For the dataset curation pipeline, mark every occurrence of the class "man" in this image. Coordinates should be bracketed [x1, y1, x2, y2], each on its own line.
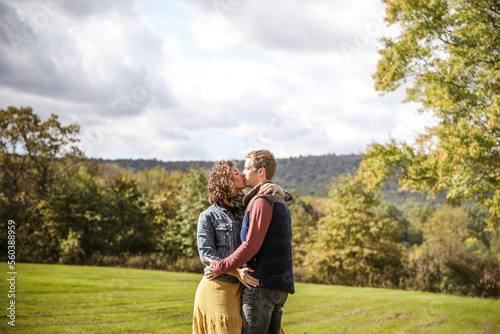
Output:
[205, 149, 294, 333]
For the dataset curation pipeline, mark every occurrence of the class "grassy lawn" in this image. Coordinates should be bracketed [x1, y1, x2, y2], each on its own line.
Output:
[0, 263, 498, 333]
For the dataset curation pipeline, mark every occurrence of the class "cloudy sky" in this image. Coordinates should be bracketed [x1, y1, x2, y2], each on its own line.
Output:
[0, 0, 431, 161]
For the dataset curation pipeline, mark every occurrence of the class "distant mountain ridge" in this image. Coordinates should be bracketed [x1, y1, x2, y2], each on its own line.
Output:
[89, 154, 363, 197]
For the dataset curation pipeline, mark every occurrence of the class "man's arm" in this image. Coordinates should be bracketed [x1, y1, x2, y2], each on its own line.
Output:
[211, 197, 273, 274]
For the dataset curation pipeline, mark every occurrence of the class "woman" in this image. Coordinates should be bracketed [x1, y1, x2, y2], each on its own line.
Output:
[193, 160, 292, 334]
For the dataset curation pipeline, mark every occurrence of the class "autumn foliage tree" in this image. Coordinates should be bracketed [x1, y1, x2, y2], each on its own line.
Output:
[361, 0, 500, 228]
[306, 175, 405, 287]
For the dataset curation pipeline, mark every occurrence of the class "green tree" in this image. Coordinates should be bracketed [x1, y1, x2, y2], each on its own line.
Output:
[378, 202, 412, 245]
[306, 174, 405, 287]
[421, 207, 470, 250]
[135, 166, 185, 197]
[287, 194, 320, 267]
[361, 0, 500, 228]
[53, 162, 103, 263]
[103, 171, 154, 254]
[162, 166, 209, 260]
[463, 204, 491, 253]
[406, 202, 436, 246]
[136, 166, 186, 243]
[489, 228, 500, 260]
[0, 106, 83, 261]
[408, 203, 436, 226]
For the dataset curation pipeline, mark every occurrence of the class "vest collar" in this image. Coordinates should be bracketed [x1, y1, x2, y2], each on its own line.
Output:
[242, 181, 273, 207]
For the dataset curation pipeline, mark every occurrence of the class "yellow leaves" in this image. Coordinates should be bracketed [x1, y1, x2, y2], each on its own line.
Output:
[487, 115, 497, 130]
[484, 190, 500, 229]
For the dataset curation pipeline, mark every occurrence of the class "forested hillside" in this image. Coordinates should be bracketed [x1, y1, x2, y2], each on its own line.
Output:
[90, 154, 428, 203]
[90, 154, 363, 197]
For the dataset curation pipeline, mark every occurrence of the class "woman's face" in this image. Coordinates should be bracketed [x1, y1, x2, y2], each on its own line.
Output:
[231, 166, 246, 190]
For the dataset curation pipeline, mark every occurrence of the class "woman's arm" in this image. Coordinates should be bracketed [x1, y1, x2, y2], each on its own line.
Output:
[196, 211, 224, 267]
[259, 183, 294, 201]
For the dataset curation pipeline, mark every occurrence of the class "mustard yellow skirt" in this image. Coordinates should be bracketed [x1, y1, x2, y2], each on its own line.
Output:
[193, 277, 242, 334]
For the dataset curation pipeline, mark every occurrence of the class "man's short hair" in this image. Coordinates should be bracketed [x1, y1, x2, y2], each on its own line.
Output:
[246, 149, 277, 180]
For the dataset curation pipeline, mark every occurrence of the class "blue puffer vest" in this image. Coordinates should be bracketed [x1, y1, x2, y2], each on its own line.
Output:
[240, 187, 295, 294]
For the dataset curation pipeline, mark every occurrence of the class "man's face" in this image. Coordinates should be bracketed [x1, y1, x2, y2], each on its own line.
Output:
[231, 166, 246, 190]
[243, 158, 260, 188]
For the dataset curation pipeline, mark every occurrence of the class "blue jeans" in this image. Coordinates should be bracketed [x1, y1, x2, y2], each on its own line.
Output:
[242, 287, 288, 334]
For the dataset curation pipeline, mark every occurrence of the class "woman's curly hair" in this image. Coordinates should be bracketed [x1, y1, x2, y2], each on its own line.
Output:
[208, 160, 237, 204]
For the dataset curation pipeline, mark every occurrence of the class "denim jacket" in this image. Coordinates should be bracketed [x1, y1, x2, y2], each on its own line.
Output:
[197, 203, 242, 284]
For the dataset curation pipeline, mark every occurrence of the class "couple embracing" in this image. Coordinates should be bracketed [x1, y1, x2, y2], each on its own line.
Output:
[193, 149, 295, 334]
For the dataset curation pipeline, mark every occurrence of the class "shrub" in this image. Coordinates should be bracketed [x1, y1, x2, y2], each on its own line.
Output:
[401, 247, 500, 298]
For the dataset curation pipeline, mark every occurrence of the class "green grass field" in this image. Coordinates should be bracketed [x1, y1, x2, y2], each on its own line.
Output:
[0, 263, 498, 333]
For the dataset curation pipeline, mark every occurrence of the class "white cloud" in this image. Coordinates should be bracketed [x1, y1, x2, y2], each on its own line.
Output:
[0, 0, 432, 161]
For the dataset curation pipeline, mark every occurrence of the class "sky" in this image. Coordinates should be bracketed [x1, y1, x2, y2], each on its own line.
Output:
[0, 0, 433, 161]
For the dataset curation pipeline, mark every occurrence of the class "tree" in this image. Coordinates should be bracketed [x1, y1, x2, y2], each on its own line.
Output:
[306, 174, 405, 287]
[402, 206, 500, 297]
[103, 171, 155, 254]
[135, 166, 185, 197]
[361, 1, 500, 228]
[0, 106, 83, 261]
[141, 168, 185, 249]
[421, 207, 470, 250]
[53, 162, 103, 263]
[287, 194, 321, 270]
[162, 166, 210, 260]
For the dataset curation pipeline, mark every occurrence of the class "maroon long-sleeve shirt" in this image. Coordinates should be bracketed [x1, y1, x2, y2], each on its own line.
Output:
[212, 197, 273, 275]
